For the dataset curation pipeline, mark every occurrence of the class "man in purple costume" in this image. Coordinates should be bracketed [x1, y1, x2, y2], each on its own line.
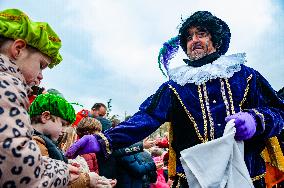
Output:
[66, 11, 284, 187]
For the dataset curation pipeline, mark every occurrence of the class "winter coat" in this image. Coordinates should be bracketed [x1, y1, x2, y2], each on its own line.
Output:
[82, 153, 99, 173]
[0, 54, 70, 187]
[33, 132, 91, 188]
[97, 141, 145, 179]
[116, 149, 157, 188]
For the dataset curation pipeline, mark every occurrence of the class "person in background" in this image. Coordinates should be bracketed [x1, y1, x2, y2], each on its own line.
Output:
[116, 140, 159, 188]
[30, 93, 114, 187]
[93, 103, 113, 131]
[76, 117, 102, 174]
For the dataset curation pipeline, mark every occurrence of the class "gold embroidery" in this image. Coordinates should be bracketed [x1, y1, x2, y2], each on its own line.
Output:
[96, 132, 111, 155]
[48, 36, 61, 43]
[262, 137, 284, 172]
[251, 109, 265, 126]
[176, 176, 181, 188]
[198, 85, 208, 142]
[203, 83, 215, 140]
[168, 122, 177, 178]
[177, 173, 187, 179]
[0, 13, 21, 21]
[168, 84, 206, 143]
[225, 78, 235, 114]
[251, 172, 266, 181]
[38, 25, 61, 43]
[239, 74, 253, 110]
[220, 79, 231, 116]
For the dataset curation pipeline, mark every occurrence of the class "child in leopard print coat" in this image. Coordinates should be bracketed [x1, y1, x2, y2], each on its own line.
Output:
[0, 9, 78, 187]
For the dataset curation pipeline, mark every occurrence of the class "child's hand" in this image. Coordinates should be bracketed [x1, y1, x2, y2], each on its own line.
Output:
[109, 179, 117, 187]
[89, 172, 100, 187]
[67, 164, 80, 183]
[89, 172, 115, 188]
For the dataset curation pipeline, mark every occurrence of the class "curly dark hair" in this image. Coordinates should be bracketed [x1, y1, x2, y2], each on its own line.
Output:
[179, 11, 231, 56]
[278, 87, 284, 100]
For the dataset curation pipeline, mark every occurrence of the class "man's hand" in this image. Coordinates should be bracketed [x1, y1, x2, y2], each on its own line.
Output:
[143, 137, 156, 149]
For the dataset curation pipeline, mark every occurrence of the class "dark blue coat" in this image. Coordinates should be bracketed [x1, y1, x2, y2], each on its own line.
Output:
[116, 150, 156, 188]
[103, 64, 284, 182]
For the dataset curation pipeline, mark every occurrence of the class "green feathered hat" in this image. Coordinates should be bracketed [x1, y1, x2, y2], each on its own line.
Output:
[0, 9, 62, 68]
[29, 93, 76, 124]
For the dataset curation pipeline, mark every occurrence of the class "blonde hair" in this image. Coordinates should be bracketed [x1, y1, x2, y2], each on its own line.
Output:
[76, 117, 102, 138]
[58, 127, 77, 152]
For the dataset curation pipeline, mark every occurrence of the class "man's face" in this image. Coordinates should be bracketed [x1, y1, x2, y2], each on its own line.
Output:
[98, 106, 107, 117]
[17, 47, 50, 87]
[186, 27, 216, 61]
[90, 109, 99, 118]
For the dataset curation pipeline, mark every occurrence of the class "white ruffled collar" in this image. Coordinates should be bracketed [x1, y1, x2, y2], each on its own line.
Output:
[168, 53, 246, 86]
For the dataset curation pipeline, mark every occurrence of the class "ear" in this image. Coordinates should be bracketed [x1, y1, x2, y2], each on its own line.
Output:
[41, 111, 51, 124]
[8, 39, 27, 60]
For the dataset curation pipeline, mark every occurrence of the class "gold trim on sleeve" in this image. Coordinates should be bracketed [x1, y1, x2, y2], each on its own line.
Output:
[251, 173, 266, 182]
[96, 132, 111, 155]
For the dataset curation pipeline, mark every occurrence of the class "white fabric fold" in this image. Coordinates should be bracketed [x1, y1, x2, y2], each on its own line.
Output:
[180, 120, 254, 188]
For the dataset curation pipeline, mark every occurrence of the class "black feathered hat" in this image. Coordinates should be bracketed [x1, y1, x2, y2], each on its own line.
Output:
[157, 11, 231, 77]
[179, 11, 231, 56]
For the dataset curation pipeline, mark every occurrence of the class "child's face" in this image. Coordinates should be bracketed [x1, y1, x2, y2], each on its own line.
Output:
[45, 116, 69, 141]
[16, 45, 51, 87]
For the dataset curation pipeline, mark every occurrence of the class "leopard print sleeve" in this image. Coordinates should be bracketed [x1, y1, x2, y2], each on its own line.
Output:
[0, 72, 70, 188]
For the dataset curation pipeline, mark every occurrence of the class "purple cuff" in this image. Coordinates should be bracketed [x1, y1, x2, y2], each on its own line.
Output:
[244, 109, 265, 136]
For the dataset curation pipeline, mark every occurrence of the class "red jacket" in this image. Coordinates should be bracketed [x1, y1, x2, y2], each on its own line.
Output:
[156, 138, 169, 148]
[81, 153, 99, 173]
[73, 109, 90, 127]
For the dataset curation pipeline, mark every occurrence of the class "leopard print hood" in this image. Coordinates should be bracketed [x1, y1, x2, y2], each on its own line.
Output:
[0, 53, 70, 187]
[0, 54, 32, 94]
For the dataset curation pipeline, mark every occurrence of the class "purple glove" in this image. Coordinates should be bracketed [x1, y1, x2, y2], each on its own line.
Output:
[65, 135, 101, 159]
[225, 112, 257, 141]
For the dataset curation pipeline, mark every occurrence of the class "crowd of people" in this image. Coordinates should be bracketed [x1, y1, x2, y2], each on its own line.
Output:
[0, 8, 284, 188]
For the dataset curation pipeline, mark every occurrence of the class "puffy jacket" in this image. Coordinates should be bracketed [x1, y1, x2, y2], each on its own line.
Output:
[116, 150, 157, 188]
[82, 153, 99, 173]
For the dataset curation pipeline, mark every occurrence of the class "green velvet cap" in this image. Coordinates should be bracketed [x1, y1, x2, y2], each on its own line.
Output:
[29, 94, 76, 124]
[0, 9, 62, 68]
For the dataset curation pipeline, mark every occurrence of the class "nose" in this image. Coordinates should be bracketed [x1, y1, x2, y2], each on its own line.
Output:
[38, 71, 43, 81]
[192, 33, 199, 42]
[35, 71, 43, 85]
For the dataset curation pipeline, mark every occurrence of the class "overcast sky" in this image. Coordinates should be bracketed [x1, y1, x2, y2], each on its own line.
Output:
[1, 0, 284, 119]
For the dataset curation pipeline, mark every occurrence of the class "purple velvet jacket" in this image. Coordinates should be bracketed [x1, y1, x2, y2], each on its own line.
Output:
[99, 64, 284, 181]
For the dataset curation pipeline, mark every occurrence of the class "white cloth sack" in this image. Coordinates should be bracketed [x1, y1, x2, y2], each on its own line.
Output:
[180, 120, 254, 188]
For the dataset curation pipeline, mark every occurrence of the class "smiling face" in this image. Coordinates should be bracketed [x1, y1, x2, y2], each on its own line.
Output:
[186, 27, 216, 61]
